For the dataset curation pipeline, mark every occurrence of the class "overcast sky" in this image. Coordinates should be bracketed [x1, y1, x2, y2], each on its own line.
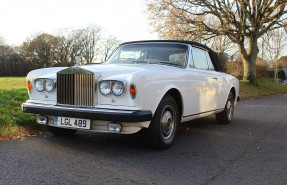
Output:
[0, 0, 158, 45]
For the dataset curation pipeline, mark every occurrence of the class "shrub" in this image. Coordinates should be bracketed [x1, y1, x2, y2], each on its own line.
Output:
[225, 60, 243, 79]
[226, 58, 269, 79]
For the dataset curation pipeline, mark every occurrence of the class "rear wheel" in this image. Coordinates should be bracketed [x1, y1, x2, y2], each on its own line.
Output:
[145, 95, 179, 149]
[47, 125, 77, 136]
[216, 92, 234, 124]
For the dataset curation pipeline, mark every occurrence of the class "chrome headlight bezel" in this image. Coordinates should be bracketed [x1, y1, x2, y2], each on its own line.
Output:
[99, 80, 126, 96]
[99, 81, 112, 96]
[112, 81, 125, 96]
[45, 79, 55, 92]
[35, 79, 44, 92]
[34, 78, 55, 93]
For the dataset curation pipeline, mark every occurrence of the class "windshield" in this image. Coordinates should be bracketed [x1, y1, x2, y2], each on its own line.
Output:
[106, 43, 188, 68]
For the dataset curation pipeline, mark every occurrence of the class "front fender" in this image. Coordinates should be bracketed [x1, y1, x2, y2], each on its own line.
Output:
[227, 77, 239, 105]
[143, 82, 181, 115]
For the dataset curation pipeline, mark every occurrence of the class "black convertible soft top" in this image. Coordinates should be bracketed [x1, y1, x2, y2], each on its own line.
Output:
[120, 40, 223, 72]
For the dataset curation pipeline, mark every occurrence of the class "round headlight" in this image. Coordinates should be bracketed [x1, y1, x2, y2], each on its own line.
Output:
[45, 79, 55, 92]
[112, 81, 125, 96]
[35, 80, 44, 92]
[100, 81, 111, 96]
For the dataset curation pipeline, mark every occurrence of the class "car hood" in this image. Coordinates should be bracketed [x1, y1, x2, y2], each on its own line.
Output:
[27, 64, 184, 81]
[81, 64, 183, 76]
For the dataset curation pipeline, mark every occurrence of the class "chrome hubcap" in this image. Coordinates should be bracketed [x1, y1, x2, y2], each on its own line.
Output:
[226, 99, 233, 120]
[160, 105, 175, 140]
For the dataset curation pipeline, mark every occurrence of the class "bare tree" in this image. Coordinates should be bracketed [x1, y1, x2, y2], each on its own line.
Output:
[79, 25, 102, 64]
[262, 28, 287, 87]
[69, 29, 84, 65]
[0, 36, 5, 46]
[0, 25, 122, 75]
[146, 0, 287, 83]
[52, 29, 72, 66]
[101, 36, 121, 62]
[207, 35, 238, 69]
[52, 29, 81, 66]
[208, 36, 236, 57]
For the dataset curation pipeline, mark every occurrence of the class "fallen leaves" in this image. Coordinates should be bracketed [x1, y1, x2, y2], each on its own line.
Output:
[0, 130, 48, 142]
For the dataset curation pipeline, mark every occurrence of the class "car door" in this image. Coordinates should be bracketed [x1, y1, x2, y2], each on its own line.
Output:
[204, 51, 225, 110]
[183, 47, 216, 117]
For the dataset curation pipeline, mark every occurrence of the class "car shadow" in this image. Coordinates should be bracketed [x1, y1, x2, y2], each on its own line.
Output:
[44, 116, 223, 153]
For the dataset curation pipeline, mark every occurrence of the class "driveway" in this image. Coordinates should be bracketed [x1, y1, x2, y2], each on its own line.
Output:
[0, 95, 287, 185]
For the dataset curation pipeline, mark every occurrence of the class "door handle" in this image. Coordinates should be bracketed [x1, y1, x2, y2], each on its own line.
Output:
[212, 77, 218, 80]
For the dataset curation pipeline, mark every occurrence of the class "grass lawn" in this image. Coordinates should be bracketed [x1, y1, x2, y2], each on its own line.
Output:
[240, 78, 287, 99]
[0, 77, 38, 133]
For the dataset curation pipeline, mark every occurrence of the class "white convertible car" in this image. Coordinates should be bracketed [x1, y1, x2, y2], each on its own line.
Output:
[22, 40, 239, 149]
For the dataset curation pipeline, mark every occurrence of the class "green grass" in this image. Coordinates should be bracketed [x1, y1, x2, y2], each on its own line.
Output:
[0, 77, 28, 89]
[0, 77, 37, 130]
[240, 78, 287, 99]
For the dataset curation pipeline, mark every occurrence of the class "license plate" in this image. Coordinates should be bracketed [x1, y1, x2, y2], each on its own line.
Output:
[54, 116, 91, 130]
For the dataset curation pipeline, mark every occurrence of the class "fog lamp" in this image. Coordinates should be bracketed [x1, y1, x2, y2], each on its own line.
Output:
[36, 115, 48, 125]
[107, 123, 121, 133]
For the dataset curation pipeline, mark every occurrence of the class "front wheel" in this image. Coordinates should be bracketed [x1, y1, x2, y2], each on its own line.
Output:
[216, 92, 235, 124]
[145, 95, 179, 149]
[47, 125, 77, 136]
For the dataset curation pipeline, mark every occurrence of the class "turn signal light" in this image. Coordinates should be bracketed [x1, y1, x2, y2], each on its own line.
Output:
[130, 84, 136, 99]
[27, 81, 32, 91]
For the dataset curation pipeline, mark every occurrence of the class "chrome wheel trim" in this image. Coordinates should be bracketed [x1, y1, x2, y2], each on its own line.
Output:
[226, 99, 233, 121]
[160, 104, 175, 140]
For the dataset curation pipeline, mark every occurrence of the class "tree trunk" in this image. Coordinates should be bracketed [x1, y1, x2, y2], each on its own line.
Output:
[275, 60, 278, 89]
[238, 37, 259, 84]
[273, 62, 278, 83]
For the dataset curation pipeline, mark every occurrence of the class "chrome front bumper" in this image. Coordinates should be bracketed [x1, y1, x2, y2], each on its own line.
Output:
[22, 102, 152, 122]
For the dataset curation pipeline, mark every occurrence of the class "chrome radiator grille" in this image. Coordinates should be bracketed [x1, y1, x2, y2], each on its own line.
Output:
[57, 74, 94, 106]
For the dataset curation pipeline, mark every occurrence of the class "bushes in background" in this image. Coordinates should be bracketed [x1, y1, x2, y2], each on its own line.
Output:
[225, 57, 286, 80]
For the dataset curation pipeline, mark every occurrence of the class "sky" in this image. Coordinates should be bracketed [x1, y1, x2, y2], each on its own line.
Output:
[0, 0, 158, 45]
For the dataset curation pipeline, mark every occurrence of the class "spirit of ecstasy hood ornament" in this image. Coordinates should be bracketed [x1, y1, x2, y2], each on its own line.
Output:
[75, 56, 81, 66]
